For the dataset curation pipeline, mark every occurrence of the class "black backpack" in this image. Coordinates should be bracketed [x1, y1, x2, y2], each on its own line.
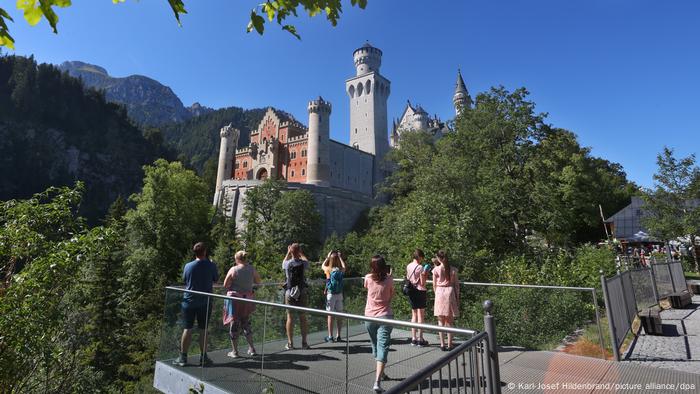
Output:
[287, 262, 306, 289]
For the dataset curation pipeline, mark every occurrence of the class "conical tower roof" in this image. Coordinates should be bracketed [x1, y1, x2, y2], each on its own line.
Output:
[453, 69, 472, 114]
[454, 69, 468, 96]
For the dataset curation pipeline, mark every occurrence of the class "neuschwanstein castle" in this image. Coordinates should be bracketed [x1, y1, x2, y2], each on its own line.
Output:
[213, 42, 471, 237]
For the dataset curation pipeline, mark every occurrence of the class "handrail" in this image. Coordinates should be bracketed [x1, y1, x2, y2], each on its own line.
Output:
[454, 280, 594, 291]
[385, 331, 489, 394]
[214, 275, 595, 291]
[165, 286, 478, 335]
[390, 276, 594, 291]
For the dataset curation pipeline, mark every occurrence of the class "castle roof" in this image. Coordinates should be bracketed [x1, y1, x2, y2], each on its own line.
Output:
[353, 41, 382, 55]
[455, 69, 468, 96]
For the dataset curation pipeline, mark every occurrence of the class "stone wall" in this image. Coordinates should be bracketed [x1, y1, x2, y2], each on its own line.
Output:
[218, 179, 376, 239]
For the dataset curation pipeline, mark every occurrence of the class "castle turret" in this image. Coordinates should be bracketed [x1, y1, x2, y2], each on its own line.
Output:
[346, 42, 390, 158]
[453, 69, 472, 115]
[353, 41, 382, 75]
[306, 97, 332, 187]
[412, 105, 428, 130]
[213, 124, 240, 205]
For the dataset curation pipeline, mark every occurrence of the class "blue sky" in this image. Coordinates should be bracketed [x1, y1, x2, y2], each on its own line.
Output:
[6, 0, 700, 187]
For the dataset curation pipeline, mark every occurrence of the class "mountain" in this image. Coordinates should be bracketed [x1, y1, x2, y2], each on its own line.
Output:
[187, 102, 215, 117]
[0, 56, 173, 223]
[59, 61, 197, 127]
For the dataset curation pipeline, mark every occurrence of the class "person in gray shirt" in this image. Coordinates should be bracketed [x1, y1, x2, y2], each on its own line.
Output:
[223, 250, 262, 358]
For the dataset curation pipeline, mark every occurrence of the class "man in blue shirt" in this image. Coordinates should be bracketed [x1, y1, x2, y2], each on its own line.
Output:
[174, 242, 219, 367]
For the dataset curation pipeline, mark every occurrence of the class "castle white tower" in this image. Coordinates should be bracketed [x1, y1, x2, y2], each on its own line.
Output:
[453, 69, 472, 116]
[346, 42, 390, 157]
[306, 97, 332, 187]
[412, 105, 428, 130]
[213, 124, 240, 205]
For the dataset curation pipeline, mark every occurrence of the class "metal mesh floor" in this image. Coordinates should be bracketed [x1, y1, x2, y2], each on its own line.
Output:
[155, 328, 700, 393]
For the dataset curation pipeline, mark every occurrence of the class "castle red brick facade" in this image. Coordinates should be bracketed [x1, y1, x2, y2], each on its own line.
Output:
[232, 108, 309, 182]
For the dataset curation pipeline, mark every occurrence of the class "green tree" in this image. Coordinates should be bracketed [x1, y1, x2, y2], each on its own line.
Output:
[382, 129, 436, 198]
[0, 184, 105, 393]
[347, 86, 634, 282]
[242, 179, 321, 278]
[1, 0, 369, 49]
[268, 188, 321, 254]
[118, 159, 212, 387]
[529, 129, 635, 245]
[642, 147, 700, 271]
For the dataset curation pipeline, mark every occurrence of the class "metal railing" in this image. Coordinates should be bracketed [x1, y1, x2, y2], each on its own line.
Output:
[165, 286, 479, 335]
[454, 280, 604, 359]
[208, 276, 604, 359]
[601, 260, 687, 361]
[386, 301, 501, 394]
[157, 284, 502, 394]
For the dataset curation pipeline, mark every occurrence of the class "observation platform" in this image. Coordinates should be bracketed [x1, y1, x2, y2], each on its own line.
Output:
[155, 327, 700, 394]
[154, 281, 700, 393]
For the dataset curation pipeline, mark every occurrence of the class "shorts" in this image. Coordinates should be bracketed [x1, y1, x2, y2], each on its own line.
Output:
[182, 302, 212, 330]
[326, 293, 344, 312]
[365, 320, 393, 364]
[408, 289, 427, 309]
[285, 288, 308, 310]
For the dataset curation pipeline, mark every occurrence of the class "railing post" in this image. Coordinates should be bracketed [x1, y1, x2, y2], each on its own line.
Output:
[667, 263, 677, 293]
[619, 272, 634, 334]
[483, 300, 501, 394]
[600, 270, 620, 361]
[649, 265, 660, 304]
[591, 288, 606, 360]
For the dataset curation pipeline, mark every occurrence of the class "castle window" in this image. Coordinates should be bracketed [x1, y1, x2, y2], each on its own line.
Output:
[355, 128, 357, 134]
[318, 158, 321, 163]
[291, 170, 295, 177]
[235, 162, 239, 169]
[357, 83, 364, 96]
[348, 85, 355, 98]
[302, 169, 306, 176]
[366, 80, 371, 95]
[243, 161, 248, 168]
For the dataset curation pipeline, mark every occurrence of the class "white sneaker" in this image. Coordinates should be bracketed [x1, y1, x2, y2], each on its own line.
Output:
[373, 381, 383, 393]
[227, 351, 239, 358]
[247, 348, 257, 356]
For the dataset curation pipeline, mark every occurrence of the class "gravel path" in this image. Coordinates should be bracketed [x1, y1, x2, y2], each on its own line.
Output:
[625, 295, 700, 373]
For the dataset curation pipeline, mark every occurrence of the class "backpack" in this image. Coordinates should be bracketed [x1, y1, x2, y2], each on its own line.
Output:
[402, 264, 422, 296]
[327, 269, 344, 294]
[287, 264, 306, 289]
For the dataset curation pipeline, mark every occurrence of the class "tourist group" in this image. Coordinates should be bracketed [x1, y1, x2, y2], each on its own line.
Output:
[174, 242, 461, 393]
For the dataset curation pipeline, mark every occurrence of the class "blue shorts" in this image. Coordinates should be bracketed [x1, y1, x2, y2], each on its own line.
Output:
[181, 302, 212, 330]
[365, 320, 393, 364]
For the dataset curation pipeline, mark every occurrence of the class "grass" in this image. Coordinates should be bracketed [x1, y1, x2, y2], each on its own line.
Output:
[685, 271, 700, 280]
[564, 316, 635, 360]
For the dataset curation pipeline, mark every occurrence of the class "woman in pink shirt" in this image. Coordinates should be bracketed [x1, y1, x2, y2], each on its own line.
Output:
[432, 250, 459, 351]
[364, 255, 394, 393]
[406, 249, 428, 347]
